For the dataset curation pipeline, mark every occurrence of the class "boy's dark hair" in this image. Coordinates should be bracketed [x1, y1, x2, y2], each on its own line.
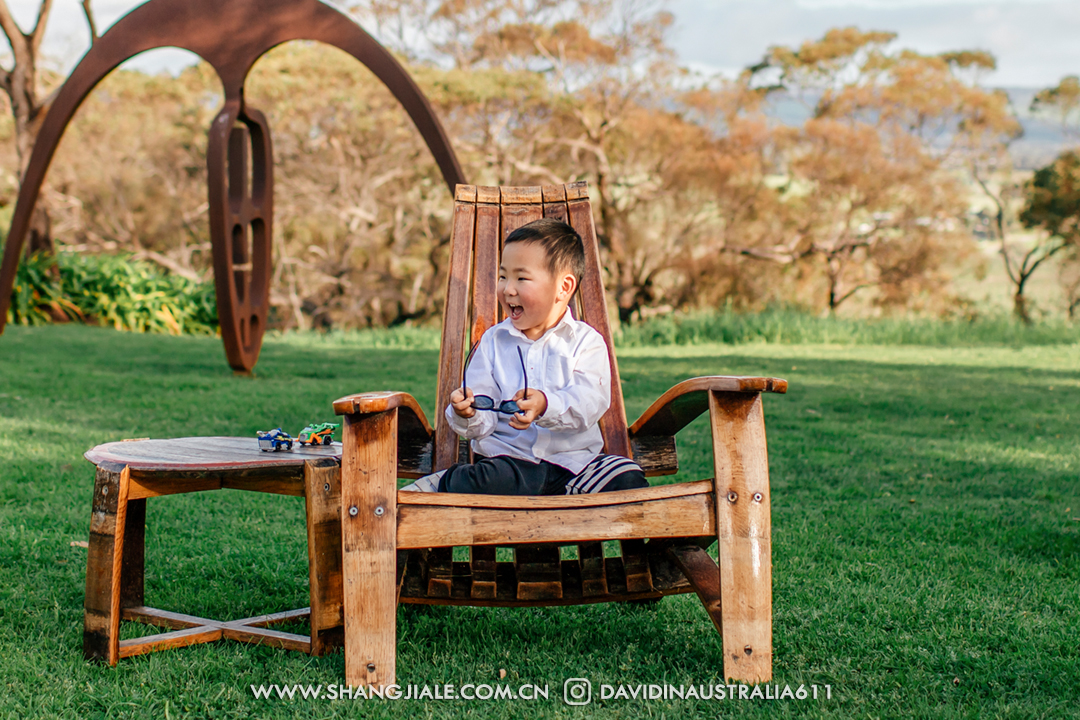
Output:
[503, 217, 586, 283]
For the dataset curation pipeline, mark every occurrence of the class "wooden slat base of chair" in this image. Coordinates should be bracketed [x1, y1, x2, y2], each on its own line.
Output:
[395, 539, 696, 607]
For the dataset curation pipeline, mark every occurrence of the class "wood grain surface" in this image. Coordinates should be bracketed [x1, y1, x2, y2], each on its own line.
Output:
[85, 436, 340, 471]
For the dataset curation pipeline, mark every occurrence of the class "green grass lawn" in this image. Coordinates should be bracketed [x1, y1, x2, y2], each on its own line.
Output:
[1, 324, 1077, 719]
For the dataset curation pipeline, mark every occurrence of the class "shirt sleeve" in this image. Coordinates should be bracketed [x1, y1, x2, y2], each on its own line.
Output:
[445, 331, 500, 440]
[534, 332, 611, 433]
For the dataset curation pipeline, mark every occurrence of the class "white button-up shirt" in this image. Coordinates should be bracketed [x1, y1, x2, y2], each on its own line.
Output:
[445, 309, 610, 474]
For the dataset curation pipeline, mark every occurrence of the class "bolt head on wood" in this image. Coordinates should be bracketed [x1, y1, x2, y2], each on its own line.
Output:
[727, 491, 738, 503]
[349, 506, 358, 517]
[374, 506, 385, 517]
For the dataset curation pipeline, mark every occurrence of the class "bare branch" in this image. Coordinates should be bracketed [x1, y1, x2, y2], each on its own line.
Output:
[970, 162, 1019, 285]
[510, 158, 564, 186]
[130, 250, 205, 283]
[0, 0, 26, 55]
[835, 282, 875, 306]
[723, 244, 797, 264]
[30, 0, 54, 55]
[1019, 237, 1067, 282]
[82, 0, 98, 44]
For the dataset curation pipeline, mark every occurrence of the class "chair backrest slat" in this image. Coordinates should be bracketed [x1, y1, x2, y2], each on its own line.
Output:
[471, 202, 501, 340]
[433, 182, 631, 470]
[566, 188, 631, 458]
[434, 186, 477, 470]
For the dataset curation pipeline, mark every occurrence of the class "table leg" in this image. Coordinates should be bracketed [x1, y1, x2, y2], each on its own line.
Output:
[304, 458, 344, 655]
[84, 462, 132, 665]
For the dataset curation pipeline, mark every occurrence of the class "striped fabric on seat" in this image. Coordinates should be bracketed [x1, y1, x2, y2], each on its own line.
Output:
[565, 454, 644, 494]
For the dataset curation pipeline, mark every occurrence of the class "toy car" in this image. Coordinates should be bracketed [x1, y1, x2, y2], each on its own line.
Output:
[297, 422, 339, 446]
[257, 428, 294, 452]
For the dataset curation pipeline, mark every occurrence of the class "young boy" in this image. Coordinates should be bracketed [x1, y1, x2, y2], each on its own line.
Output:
[401, 217, 647, 495]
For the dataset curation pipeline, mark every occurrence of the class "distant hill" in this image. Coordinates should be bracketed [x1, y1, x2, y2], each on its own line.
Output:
[1000, 87, 1073, 170]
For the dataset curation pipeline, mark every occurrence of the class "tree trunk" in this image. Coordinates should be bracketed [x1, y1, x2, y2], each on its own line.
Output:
[1012, 287, 1031, 325]
[14, 93, 54, 260]
[826, 257, 841, 314]
[1, 0, 57, 261]
[26, 205, 53, 257]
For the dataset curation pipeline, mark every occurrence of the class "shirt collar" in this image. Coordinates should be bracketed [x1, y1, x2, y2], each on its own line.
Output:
[504, 306, 579, 342]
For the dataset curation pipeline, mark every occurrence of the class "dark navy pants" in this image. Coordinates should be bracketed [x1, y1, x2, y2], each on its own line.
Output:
[438, 454, 648, 495]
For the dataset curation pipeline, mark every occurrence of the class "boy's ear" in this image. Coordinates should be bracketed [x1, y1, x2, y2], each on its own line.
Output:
[559, 272, 578, 301]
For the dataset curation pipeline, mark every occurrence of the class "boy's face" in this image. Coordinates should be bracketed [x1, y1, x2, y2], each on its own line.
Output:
[498, 241, 576, 341]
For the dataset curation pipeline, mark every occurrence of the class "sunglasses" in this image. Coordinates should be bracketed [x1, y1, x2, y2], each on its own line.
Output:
[463, 341, 529, 414]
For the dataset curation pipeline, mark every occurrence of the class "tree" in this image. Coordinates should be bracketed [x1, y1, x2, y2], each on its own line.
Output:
[245, 43, 457, 329]
[4, 9, 1029, 330]
[45, 63, 220, 282]
[1018, 150, 1080, 318]
[351, 0, 699, 322]
[725, 28, 1000, 313]
[1057, 251, 1080, 320]
[0, 0, 97, 256]
[1031, 75, 1080, 142]
[969, 75, 1080, 323]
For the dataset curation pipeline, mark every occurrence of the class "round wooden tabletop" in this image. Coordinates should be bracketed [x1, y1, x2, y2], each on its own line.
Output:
[84, 436, 342, 472]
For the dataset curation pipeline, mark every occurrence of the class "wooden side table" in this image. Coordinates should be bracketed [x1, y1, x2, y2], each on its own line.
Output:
[82, 437, 344, 665]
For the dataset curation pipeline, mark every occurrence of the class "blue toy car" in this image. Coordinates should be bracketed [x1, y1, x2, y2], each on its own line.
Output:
[257, 428, 294, 452]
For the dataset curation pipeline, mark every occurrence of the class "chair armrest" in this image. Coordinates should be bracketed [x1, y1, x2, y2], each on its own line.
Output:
[629, 376, 787, 439]
[333, 391, 435, 478]
[333, 391, 432, 426]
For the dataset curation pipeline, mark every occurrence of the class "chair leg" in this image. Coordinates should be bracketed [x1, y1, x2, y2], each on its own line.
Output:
[84, 463, 132, 665]
[304, 458, 344, 656]
[709, 391, 773, 684]
[667, 543, 723, 622]
[341, 410, 399, 688]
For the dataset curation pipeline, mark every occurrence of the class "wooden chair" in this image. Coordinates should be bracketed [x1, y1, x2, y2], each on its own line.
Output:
[333, 182, 786, 688]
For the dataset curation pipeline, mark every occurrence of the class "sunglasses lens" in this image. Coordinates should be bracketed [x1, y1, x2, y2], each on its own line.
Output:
[473, 396, 495, 410]
[500, 401, 520, 414]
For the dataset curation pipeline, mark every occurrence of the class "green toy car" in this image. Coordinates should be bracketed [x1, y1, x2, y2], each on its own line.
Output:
[297, 422, 339, 446]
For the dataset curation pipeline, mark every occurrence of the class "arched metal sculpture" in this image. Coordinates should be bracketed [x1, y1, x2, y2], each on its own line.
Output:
[0, 0, 466, 372]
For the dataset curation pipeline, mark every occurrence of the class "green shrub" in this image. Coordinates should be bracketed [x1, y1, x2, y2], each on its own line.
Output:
[6, 251, 81, 326]
[7, 251, 218, 335]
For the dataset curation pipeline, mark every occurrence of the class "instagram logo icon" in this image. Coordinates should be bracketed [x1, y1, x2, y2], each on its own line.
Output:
[563, 678, 592, 706]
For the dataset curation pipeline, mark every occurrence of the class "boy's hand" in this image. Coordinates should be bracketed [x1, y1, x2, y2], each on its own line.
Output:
[509, 389, 547, 430]
[450, 387, 476, 418]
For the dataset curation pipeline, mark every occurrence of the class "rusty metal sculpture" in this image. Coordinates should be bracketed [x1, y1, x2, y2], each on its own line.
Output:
[0, 0, 466, 372]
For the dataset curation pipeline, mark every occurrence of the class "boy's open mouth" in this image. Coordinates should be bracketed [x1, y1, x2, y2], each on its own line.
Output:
[508, 303, 524, 320]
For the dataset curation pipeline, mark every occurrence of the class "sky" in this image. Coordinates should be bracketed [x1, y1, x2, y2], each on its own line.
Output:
[668, 0, 1080, 88]
[2, 0, 1079, 89]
